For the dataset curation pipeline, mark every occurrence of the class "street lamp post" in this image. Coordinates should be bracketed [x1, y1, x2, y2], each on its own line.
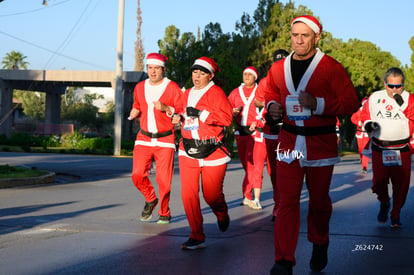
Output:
[113, 0, 124, 156]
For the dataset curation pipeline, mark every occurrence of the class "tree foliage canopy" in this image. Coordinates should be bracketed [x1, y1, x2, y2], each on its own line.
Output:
[155, 0, 414, 147]
[157, 0, 412, 100]
[13, 90, 45, 119]
[4, 0, 414, 145]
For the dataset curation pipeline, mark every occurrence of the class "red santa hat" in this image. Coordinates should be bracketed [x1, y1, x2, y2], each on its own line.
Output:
[191, 56, 220, 73]
[243, 66, 258, 80]
[146, 53, 168, 67]
[291, 15, 322, 34]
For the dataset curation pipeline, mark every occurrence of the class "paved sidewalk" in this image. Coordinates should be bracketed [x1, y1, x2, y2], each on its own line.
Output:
[0, 152, 413, 274]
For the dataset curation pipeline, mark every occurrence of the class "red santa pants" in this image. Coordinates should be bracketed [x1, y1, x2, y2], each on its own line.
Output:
[274, 160, 333, 265]
[252, 139, 267, 190]
[235, 134, 255, 200]
[265, 138, 278, 215]
[179, 156, 228, 242]
[371, 149, 411, 221]
[132, 145, 175, 217]
[356, 136, 370, 170]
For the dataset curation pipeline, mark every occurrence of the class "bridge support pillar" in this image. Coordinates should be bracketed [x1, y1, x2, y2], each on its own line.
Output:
[0, 80, 13, 138]
[45, 91, 62, 125]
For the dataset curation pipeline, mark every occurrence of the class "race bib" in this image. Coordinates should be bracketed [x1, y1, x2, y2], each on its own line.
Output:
[286, 95, 311, 121]
[183, 117, 200, 131]
[382, 150, 402, 166]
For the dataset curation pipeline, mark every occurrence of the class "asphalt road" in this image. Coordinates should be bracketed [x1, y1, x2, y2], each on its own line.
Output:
[0, 152, 413, 274]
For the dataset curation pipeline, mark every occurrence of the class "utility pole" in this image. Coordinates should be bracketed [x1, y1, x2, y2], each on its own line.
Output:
[114, 0, 124, 156]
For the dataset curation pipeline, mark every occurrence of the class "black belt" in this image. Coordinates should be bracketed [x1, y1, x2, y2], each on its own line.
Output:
[372, 137, 410, 147]
[282, 123, 336, 136]
[372, 142, 409, 152]
[140, 129, 173, 138]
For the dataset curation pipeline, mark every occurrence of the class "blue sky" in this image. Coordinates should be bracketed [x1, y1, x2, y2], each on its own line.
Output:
[1, 0, 413, 71]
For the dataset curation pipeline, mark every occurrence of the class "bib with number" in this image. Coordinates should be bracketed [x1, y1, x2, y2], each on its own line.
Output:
[382, 150, 402, 166]
[286, 95, 311, 121]
[183, 117, 200, 131]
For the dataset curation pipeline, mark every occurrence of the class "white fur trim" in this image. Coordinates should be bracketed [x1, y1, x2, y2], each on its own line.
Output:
[147, 58, 165, 67]
[194, 59, 214, 73]
[243, 68, 258, 80]
[291, 17, 321, 34]
[313, 97, 324, 115]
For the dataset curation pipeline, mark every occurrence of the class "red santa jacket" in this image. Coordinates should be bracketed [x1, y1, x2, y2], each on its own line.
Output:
[257, 76, 281, 140]
[133, 78, 185, 149]
[265, 49, 359, 166]
[228, 84, 259, 135]
[255, 77, 267, 103]
[351, 106, 369, 140]
[178, 81, 233, 165]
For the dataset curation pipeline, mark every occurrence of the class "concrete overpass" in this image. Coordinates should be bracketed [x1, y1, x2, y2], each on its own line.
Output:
[0, 69, 146, 139]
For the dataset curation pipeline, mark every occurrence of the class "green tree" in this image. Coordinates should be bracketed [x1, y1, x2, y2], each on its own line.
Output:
[159, 19, 262, 93]
[253, 0, 280, 34]
[83, 93, 104, 105]
[2, 50, 29, 69]
[324, 39, 400, 99]
[403, 36, 414, 93]
[61, 88, 103, 129]
[252, 2, 310, 73]
[159, 25, 198, 89]
[100, 101, 114, 122]
[201, 22, 236, 92]
[13, 90, 45, 119]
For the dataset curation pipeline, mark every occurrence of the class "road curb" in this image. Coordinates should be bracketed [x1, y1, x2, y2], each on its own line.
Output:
[0, 171, 56, 188]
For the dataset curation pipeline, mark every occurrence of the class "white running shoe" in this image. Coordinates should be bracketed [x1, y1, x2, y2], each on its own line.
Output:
[240, 198, 251, 206]
[249, 199, 262, 210]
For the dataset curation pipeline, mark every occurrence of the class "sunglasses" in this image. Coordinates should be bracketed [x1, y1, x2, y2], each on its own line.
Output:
[386, 83, 403, 89]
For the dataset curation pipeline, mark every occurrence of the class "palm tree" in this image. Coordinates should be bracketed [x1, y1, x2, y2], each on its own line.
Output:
[2, 50, 29, 70]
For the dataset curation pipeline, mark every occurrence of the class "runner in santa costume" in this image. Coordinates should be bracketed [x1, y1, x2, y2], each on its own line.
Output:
[266, 16, 359, 274]
[129, 53, 185, 224]
[360, 67, 414, 228]
[255, 49, 289, 220]
[174, 56, 233, 250]
[351, 97, 370, 173]
[228, 66, 260, 207]
[248, 85, 267, 210]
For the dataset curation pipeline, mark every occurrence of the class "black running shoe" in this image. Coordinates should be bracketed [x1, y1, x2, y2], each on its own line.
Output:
[217, 214, 230, 232]
[310, 242, 329, 272]
[377, 201, 390, 223]
[391, 219, 402, 228]
[157, 215, 171, 224]
[270, 260, 293, 275]
[140, 198, 158, 221]
[181, 238, 205, 250]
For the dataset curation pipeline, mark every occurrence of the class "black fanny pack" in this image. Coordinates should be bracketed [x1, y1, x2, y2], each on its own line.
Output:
[182, 138, 221, 159]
